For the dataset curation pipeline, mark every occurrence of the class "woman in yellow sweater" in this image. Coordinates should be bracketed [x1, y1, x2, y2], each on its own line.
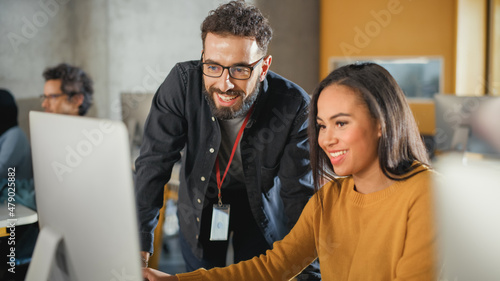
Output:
[143, 63, 436, 281]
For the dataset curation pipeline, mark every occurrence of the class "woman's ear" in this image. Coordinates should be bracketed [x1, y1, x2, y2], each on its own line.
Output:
[259, 55, 272, 82]
[377, 122, 382, 138]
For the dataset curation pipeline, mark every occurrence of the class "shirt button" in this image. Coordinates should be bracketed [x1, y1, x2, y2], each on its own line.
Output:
[196, 217, 200, 222]
[209, 148, 214, 153]
[196, 235, 199, 239]
[197, 198, 201, 204]
[201, 176, 206, 181]
[212, 117, 215, 121]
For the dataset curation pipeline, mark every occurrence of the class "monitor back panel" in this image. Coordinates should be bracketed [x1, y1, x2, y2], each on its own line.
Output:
[29, 111, 142, 280]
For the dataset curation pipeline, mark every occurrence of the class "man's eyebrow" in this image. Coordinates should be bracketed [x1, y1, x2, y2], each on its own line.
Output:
[203, 58, 251, 66]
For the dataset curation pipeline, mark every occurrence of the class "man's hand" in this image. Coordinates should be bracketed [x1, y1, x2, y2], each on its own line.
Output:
[143, 267, 179, 281]
[141, 251, 151, 268]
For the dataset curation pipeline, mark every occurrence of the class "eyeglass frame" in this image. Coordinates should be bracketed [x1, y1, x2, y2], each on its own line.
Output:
[40, 93, 66, 102]
[200, 52, 265, 80]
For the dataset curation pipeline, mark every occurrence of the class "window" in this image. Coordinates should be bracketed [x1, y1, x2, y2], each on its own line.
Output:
[330, 57, 443, 99]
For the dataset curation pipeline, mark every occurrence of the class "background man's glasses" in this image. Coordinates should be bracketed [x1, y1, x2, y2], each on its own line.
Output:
[201, 53, 264, 80]
[40, 93, 65, 102]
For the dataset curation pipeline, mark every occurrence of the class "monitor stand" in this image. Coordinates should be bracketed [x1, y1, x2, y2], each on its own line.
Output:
[25, 227, 69, 281]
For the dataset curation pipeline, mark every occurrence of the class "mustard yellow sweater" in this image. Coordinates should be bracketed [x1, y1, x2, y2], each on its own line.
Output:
[177, 168, 436, 281]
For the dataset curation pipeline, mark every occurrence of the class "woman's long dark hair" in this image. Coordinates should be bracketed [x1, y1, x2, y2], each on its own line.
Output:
[308, 63, 430, 190]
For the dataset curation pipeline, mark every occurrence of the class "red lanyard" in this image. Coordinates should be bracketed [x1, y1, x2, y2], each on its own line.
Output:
[215, 106, 254, 206]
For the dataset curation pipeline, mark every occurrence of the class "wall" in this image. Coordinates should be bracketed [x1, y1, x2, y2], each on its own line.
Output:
[455, 0, 487, 95]
[489, 0, 500, 95]
[255, 0, 319, 94]
[320, 0, 457, 135]
[72, 0, 109, 119]
[1, 0, 75, 99]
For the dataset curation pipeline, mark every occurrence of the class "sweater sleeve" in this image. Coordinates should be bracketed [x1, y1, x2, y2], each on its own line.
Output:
[176, 192, 322, 281]
[394, 173, 437, 280]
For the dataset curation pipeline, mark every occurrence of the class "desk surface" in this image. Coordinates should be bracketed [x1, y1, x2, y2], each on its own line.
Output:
[0, 202, 38, 228]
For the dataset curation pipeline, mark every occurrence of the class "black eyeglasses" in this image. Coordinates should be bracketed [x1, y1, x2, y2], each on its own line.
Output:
[201, 53, 265, 80]
[40, 93, 65, 102]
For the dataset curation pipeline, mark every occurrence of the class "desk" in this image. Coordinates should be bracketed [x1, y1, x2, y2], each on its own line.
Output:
[0, 203, 38, 236]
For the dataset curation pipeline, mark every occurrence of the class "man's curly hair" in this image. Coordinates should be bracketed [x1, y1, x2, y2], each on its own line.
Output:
[43, 63, 93, 116]
[201, 1, 273, 54]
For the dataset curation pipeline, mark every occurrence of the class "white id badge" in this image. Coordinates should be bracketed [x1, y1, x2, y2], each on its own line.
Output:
[210, 204, 230, 241]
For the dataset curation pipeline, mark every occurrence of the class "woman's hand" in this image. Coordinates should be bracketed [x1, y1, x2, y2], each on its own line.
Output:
[142, 267, 179, 281]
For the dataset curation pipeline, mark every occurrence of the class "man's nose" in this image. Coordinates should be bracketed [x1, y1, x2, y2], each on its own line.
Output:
[215, 69, 235, 92]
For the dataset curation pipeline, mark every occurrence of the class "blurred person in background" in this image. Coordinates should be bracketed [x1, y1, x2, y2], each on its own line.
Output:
[41, 63, 93, 116]
[0, 88, 38, 280]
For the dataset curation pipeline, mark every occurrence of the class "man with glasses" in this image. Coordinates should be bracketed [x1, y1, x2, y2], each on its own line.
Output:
[135, 2, 320, 279]
[41, 63, 93, 116]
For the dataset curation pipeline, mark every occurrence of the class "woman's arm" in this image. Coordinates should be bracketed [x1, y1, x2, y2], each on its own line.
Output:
[143, 268, 179, 281]
[152, 193, 323, 281]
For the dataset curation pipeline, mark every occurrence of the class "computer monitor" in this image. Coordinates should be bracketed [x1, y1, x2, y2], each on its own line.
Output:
[434, 94, 500, 158]
[27, 111, 142, 281]
[433, 153, 500, 281]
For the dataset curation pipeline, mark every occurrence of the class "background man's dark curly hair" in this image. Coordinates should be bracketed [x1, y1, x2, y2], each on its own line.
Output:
[43, 63, 94, 116]
[201, 0, 273, 55]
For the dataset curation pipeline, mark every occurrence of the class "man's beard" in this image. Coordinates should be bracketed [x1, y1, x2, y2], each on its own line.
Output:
[203, 79, 260, 120]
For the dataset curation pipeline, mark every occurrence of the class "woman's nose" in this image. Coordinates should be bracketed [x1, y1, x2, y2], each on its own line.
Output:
[320, 128, 339, 148]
